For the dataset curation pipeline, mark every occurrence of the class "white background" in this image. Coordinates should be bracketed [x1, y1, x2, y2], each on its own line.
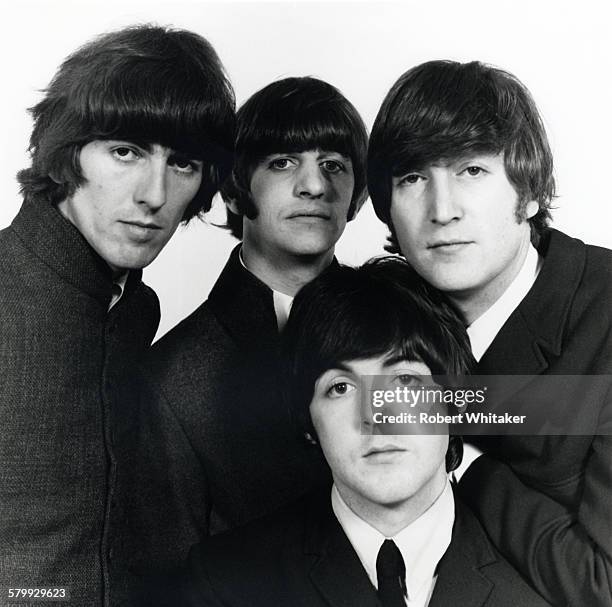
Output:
[2, 0, 610, 339]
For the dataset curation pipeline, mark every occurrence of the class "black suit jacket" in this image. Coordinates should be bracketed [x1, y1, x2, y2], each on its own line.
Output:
[0, 197, 159, 607]
[458, 229, 612, 605]
[177, 490, 550, 607]
[121, 246, 329, 577]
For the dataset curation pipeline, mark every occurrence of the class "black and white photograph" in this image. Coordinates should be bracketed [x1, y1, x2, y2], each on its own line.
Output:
[1, 1, 610, 606]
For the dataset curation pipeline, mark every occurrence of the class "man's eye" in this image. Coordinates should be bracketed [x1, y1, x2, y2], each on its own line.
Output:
[112, 147, 139, 162]
[393, 374, 420, 387]
[268, 158, 295, 170]
[326, 381, 356, 398]
[398, 173, 424, 185]
[171, 156, 201, 174]
[320, 160, 345, 174]
[462, 166, 485, 177]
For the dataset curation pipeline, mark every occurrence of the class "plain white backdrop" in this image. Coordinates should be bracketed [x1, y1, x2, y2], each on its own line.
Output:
[2, 0, 610, 338]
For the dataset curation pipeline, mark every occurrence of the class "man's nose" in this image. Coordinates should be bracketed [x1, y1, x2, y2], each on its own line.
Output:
[294, 162, 326, 199]
[428, 176, 461, 224]
[137, 160, 168, 210]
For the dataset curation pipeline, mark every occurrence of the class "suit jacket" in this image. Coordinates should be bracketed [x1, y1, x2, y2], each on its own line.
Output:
[176, 489, 550, 607]
[121, 246, 329, 577]
[458, 228, 612, 605]
[0, 196, 159, 607]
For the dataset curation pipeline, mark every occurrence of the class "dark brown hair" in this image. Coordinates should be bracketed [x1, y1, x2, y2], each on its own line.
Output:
[368, 60, 555, 251]
[18, 24, 236, 222]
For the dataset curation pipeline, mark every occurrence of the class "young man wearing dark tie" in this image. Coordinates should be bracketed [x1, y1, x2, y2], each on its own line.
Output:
[179, 258, 550, 607]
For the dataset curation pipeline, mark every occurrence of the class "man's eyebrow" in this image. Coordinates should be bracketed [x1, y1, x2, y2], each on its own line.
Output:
[169, 149, 203, 160]
[325, 361, 353, 373]
[381, 353, 418, 367]
[393, 158, 458, 175]
[260, 151, 298, 158]
[318, 150, 351, 157]
[125, 141, 203, 160]
[392, 164, 424, 176]
[107, 139, 154, 153]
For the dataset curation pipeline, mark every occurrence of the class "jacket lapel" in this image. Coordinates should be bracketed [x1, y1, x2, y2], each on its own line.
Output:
[479, 229, 586, 374]
[477, 229, 587, 400]
[305, 495, 381, 607]
[429, 498, 496, 607]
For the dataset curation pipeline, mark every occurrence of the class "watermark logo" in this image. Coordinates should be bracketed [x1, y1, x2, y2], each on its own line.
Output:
[359, 375, 612, 435]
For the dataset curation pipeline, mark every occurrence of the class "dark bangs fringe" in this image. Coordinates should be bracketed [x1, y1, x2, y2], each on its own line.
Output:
[242, 101, 357, 161]
[283, 259, 475, 433]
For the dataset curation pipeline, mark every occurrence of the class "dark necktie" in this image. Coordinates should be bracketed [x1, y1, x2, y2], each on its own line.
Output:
[376, 539, 406, 607]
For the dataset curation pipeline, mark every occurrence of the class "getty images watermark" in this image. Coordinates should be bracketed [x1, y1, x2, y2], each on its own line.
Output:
[360, 375, 612, 436]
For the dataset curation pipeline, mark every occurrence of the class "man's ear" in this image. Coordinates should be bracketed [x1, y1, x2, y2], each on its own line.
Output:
[225, 198, 242, 216]
[48, 171, 63, 185]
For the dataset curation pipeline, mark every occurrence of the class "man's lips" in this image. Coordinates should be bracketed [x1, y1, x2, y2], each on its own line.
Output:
[363, 445, 406, 458]
[120, 220, 163, 230]
[120, 220, 164, 242]
[287, 210, 331, 220]
[427, 240, 473, 250]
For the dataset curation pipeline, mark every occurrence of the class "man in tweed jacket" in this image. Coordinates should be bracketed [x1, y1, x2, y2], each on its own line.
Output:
[0, 25, 235, 607]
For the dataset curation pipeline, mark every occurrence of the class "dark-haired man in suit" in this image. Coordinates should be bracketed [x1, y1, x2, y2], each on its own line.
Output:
[129, 76, 369, 576]
[180, 258, 549, 607]
[368, 59, 612, 605]
[0, 24, 235, 607]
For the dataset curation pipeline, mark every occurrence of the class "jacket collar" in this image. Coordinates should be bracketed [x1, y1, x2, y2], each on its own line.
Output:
[10, 196, 143, 308]
[478, 229, 586, 375]
[207, 245, 279, 349]
[207, 245, 341, 349]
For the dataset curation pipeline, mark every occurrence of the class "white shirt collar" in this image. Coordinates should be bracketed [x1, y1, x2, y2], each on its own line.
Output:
[108, 271, 129, 311]
[331, 480, 454, 605]
[272, 290, 293, 331]
[467, 244, 542, 362]
[238, 247, 294, 331]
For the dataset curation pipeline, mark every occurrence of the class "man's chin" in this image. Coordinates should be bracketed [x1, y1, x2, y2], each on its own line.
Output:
[284, 237, 337, 259]
[415, 266, 480, 296]
[103, 249, 160, 273]
[364, 486, 417, 509]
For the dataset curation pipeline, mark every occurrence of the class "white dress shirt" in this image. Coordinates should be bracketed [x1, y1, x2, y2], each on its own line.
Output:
[271, 289, 294, 331]
[331, 481, 455, 607]
[467, 244, 542, 362]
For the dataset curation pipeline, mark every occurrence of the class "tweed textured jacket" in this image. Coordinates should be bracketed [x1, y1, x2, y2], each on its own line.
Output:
[458, 228, 612, 606]
[121, 245, 329, 578]
[176, 489, 551, 607]
[0, 196, 159, 607]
